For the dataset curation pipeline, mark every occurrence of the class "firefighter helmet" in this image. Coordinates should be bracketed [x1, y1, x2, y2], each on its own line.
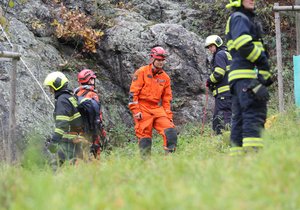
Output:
[205, 35, 223, 48]
[150, 47, 167, 60]
[226, 0, 242, 9]
[77, 69, 96, 84]
[44, 71, 68, 91]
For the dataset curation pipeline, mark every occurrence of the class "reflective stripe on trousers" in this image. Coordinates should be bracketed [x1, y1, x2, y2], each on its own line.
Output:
[230, 79, 267, 148]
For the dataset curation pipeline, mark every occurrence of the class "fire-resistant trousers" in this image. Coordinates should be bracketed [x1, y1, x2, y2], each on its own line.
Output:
[230, 79, 267, 153]
[213, 96, 232, 135]
[134, 106, 175, 148]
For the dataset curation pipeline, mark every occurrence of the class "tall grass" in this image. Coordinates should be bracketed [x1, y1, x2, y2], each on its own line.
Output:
[1, 109, 300, 210]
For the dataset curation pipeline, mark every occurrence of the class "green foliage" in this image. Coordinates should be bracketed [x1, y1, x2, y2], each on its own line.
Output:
[21, 133, 48, 170]
[106, 104, 136, 147]
[2, 109, 300, 209]
[185, 0, 230, 37]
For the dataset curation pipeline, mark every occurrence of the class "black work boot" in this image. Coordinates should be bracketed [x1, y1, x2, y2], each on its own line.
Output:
[139, 138, 152, 159]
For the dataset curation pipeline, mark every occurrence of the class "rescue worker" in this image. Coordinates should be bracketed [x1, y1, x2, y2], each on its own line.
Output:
[128, 46, 177, 158]
[74, 69, 107, 159]
[225, 0, 274, 155]
[205, 35, 232, 135]
[43, 71, 84, 166]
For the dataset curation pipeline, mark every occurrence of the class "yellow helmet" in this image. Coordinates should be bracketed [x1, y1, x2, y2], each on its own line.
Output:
[205, 35, 223, 48]
[43, 71, 69, 91]
[226, 0, 242, 9]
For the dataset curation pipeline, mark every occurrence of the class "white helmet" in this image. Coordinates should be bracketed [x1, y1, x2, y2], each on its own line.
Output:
[205, 35, 223, 48]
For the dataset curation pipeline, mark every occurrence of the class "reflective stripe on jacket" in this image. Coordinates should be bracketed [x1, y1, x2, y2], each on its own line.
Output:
[225, 8, 271, 83]
[208, 47, 232, 97]
[52, 89, 83, 142]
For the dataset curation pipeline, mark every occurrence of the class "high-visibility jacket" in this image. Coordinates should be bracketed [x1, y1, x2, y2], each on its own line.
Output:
[52, 88, 83, 142]
[128, 64, 173, 120]
[225, 8, 271, 83]
[207, 46, 232, 97]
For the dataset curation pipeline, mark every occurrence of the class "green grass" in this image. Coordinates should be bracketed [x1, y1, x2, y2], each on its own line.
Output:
[1, 110, 300, 210]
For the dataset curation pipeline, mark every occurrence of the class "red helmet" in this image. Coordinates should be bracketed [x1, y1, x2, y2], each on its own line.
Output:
[150, 47, 167, 60]
[77, 69, 96, 84]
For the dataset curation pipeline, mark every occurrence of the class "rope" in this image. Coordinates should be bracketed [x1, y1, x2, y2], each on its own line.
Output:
[201, 85, 209, 136]
[0, 24, 54, 108]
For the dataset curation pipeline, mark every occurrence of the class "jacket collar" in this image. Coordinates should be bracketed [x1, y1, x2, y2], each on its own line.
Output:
[54, 87, 72, 99]
[236, 7, 255, 18]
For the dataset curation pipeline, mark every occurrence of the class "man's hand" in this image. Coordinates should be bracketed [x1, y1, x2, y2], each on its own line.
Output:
[134, 112, 142, 120]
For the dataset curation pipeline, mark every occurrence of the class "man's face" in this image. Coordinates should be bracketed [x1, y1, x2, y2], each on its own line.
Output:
[153, 58, 165, 69]
[208, 44, 217, 54]
[242, 0, 255, 11]
[88, 78, 95, 85]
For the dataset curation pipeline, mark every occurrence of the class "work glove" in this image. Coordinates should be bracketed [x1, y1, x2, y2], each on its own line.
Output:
[247, 79, 269, 101]
[257, 74, 274, 87]
[206, 80, 214, 91]
[205, 79, 210, 87]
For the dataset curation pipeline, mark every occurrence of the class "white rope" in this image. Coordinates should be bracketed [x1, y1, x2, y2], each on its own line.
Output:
[0, 24, 55, 108]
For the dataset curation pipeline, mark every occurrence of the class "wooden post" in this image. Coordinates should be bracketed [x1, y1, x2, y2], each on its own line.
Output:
[273, 4, 300, 111]
[296, 0, 300, 55]
[7, 46, 19, 163]
[274, 3, 284, 112]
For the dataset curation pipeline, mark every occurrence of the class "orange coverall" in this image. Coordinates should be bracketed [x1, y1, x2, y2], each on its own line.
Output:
[129, 64, 177, 152]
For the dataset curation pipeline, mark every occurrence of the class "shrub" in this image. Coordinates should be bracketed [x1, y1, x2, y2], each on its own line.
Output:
[52, 4, 104, 53]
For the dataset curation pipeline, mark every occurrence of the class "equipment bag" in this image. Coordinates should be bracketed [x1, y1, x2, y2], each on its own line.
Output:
[76, 95, 102, 137]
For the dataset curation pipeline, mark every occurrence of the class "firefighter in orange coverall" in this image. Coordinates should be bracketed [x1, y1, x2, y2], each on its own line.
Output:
[128, 46, 177, 157]
[74, 69, 107, 159]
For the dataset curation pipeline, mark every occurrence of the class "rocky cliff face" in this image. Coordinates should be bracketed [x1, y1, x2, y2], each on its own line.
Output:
[0, 0, 214, 145]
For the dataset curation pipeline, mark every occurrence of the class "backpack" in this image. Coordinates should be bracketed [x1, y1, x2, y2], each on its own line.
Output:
[75, 92, 102, 137]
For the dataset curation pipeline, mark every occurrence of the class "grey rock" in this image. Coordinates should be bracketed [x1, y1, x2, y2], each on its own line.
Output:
[0, 0, 214, 150]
